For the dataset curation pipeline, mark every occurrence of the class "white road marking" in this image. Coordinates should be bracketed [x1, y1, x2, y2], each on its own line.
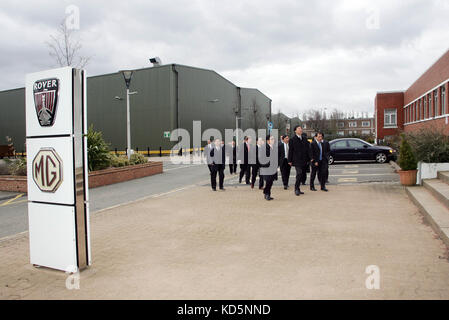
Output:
[338, 178, 358, 183]
[342, 170, 359, 174]
[331, 173, 397, 177]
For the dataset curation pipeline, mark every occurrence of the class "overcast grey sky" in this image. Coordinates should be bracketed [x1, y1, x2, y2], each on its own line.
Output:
[1, 0, 449, 117]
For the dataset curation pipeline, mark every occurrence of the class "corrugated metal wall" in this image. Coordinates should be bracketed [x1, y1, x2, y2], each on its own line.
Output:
[87, 66, 175, 151]
[0, 88, 26, 152]
[176, 65, 239, 146]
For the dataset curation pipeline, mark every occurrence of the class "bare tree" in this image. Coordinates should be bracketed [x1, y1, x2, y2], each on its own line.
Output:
[46, 20, 91, 68]
[273, 110, 287, 136]
[303, 109, 328, 133]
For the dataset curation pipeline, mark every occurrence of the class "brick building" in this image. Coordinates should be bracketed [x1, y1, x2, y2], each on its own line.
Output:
[302, 117, 375, 138]
[375, 49, 449, 143]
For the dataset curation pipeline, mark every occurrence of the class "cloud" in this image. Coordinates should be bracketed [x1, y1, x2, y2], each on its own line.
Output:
[1, 0, 449, 116]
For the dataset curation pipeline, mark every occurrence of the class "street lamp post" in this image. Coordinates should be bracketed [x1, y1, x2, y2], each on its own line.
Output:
[120, 70, 134, 160]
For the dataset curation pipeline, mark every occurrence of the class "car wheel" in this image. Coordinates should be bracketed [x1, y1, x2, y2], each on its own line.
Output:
[376, 153, 387, 164]
[328, 155, 334, 165]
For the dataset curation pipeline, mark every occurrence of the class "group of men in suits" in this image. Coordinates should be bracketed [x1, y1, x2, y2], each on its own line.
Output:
[205, 125, 330, 200]
[279, 125, 330, 195]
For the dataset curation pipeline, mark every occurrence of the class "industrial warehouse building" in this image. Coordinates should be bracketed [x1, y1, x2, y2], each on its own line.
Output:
[0, 64, 272, 154]
[375, 49, 449, 143]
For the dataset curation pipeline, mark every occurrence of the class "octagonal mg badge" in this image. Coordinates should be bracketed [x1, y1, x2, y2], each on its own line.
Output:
[32, 148, 63, 193]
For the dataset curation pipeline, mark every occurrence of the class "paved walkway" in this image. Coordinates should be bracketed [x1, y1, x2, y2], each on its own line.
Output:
[1, 183, 449, 299]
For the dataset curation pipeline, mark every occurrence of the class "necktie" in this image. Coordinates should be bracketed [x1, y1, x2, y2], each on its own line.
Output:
[318, 142, 322, 161]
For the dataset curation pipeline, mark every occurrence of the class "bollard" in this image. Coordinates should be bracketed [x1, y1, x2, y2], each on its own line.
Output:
[159, 147, 162, 157]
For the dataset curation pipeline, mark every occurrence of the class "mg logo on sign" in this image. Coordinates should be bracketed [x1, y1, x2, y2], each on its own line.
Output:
[32, 148, 63, 193]
[33, 78, 59, 127]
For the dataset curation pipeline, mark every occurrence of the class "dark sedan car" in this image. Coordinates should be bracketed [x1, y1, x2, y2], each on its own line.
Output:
[328, 138, 397, 165]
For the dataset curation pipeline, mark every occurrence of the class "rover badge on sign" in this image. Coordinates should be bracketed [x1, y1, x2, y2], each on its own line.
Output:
[33, 78, 59, 126]
[32, 148, 63, 193]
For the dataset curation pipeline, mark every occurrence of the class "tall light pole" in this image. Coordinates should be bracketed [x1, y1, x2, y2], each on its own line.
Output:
[120, 70, 134, 160]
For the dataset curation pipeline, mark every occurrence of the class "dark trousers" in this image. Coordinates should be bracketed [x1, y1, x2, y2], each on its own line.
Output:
[208, 164, 212, 173]
[229, 163, 237, 174]
[280, 159, 291, 187]
[211, 165, 224, 189]
[322, 160, 329, 183]
[294, 166, 304, 191]
[301, 163, 309, 184]
[310, 161, 326, 190]
[239, 164, 250, 184]
[251, 164, 259, 185]
[258, 168, 264, 188]
[262, 174, 275, 196]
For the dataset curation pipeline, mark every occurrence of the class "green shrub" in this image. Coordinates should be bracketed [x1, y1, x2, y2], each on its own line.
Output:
[8, 157, 27, 176]
[406, 128, 449, 163]
[110, 154, 129, 168]
[129, 153, 147, 165]
[87, 125, 111, 171]
[398, 134, 417, 171]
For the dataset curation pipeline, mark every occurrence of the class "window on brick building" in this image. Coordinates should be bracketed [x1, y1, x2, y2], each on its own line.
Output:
[428, 93, 432, 118]
[384, 109, 397, 127]
[442, 85, 446, 115]
[424, 96, 427, 119]
[349, 121, 357, 128]
[417, 101, 420, 120]
[338, 122, 344, 128]
[362, 121, 371, 127]
[420, 99, 423, 120]
[434, 90, 439, 116]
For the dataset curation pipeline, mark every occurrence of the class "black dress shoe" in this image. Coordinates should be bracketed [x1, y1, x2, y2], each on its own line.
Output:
[251, 184, 254, 189]
[321, 188, 329, 192]
[284, 186, 288, 190]
[310, 187, 317, 191]
[295, 190, 300, 196]
[264, 194, 274, 201]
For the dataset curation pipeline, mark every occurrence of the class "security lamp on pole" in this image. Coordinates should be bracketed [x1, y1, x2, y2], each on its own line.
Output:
[119, 70, 135, 160]
[121, 70, 133, 89]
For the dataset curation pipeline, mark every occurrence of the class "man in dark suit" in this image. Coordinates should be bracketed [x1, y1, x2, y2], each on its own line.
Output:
[288, 126, 311, 196]
[259, 135, 278, 201]
[253, 138, 265, 189]
[228, 140, 237, 174]
[205, 139, 213, 173]
[310, 132, 329, 192]
[321, 133, 331, 185]
[238, 136, 252, 184]
[210, 139, 226, 191]
[278, 135, 291, 190]
[300, 132, 311, 185]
